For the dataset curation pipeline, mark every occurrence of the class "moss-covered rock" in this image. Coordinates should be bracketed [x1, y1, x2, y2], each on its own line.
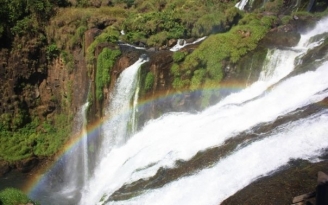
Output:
[0, 188, 37, 205]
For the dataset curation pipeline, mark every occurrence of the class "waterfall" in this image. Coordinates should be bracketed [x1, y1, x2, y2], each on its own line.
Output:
[131, 74, 140, 134]
[170, 37, 206, 52]
[81, 102, 89, 187]
[112, 109, 328, 205]
[79, 17, 328, 205]
[33, 101, 90, 205]
[62, 102, 89, 192]
[98, 56, 148, 157]
[235, 0, 249, 10]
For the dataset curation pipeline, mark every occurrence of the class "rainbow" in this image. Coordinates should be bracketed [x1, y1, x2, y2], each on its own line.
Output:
[23, 81, 247, 201]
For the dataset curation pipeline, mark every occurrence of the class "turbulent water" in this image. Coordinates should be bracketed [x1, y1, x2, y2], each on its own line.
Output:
[76, 17, 328, 205]
[99, 57, 148, 158]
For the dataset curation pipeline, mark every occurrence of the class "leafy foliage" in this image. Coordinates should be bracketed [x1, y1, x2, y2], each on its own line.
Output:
[0, 0, 54, 37]
[46, 43, 60, 60]
[171, 13, 275, 90]
[96, 48, 121, 101]
[172, 51, 186, 63]
[0, 188, 37, 205]
[122, 11, 185, 45]
[86, 27, 120, 70]
[0, 114, 73, 162]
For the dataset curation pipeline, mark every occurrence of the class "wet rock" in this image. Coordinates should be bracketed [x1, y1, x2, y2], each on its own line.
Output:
[0, 161, 11, 177]
[262, 25, 300, 48]
[168, 39, 177, 47]
[16, 157, 39, 173]
[85, 28, 101, 50]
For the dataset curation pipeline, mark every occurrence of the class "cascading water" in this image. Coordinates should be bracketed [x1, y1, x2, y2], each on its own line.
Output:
[170, 37, 207, 52]
[131, 74, 140, 134]
[79, 17, 328, 205]
[235, 0, 249, 10]
[98, 55, 149, 158]
[62, 102, 89, 194]
[30, 102, 90, 205]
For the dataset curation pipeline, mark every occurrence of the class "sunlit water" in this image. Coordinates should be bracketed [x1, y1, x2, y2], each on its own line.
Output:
[79, 17, 328, 205]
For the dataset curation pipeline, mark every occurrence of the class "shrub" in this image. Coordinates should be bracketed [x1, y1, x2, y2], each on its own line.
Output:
[0, 188, 36, 205]
[123, 11, 185, 46]
[46, 43, 59, 60]
[0, 113, 73, 162]
[190, 69, 206, 90]
[95, 48, 121, 101]
[86, 26, 120, 67]
[170, 63, 181, 77]
[172, 78, 190, 90]
[172, 51, 186, 63]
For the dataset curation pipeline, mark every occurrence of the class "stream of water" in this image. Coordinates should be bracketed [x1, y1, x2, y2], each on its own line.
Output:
[77, 16, 328, 205]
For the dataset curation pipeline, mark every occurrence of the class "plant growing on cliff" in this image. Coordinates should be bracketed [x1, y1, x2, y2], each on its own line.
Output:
[122, 10, 185, 46]
[96, 48, 121, 101]
[144, 72, 155, 91]
[171, 13, 275, 90]
[86, 27, 120, 71]
[0, 188, 37, 205]
[46, 43, 59, 60]
[172, 51, 186, 63]
[0, 112, 73, 162]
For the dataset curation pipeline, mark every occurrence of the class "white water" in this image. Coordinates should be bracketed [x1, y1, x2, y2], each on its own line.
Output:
[170, 37, 207, 52]
[113, 110, 328, 205]
[59, 102, 89, 199]
[99, 57, 148, 158]
[81, 102, 89, 186]
[119, 42, 146, 50]
[79, 17, 328, 205]
[131, 76, 140, 134]
[235, 0, 249, 10]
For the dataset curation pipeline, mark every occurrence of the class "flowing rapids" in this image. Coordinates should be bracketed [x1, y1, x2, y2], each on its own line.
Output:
[79, 17, 328, 205]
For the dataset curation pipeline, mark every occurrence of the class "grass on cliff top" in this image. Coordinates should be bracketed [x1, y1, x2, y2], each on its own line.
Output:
[0, 114, 72, 162]
[46, 6, 127, 50]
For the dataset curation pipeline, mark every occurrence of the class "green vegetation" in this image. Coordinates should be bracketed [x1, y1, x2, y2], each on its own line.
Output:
[96, 48, 121, 101]
[0, 188, 38, 205]
[122, 11, 185, 46]
[0, 0, 54, 37]
[46, 43, 60, 60]
[171, 13, 276, 90]
[144, 72, 155, 91]
[172, 51, 186, 63]
[0, 114, 72, 162]
[86, 27, 121, 70]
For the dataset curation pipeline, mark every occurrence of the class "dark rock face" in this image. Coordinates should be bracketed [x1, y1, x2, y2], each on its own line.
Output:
[0, 36, 47, 125]
[0, 161, 11, 177]
[263, 24, 301, 48]
[15, 157, 39, 173]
